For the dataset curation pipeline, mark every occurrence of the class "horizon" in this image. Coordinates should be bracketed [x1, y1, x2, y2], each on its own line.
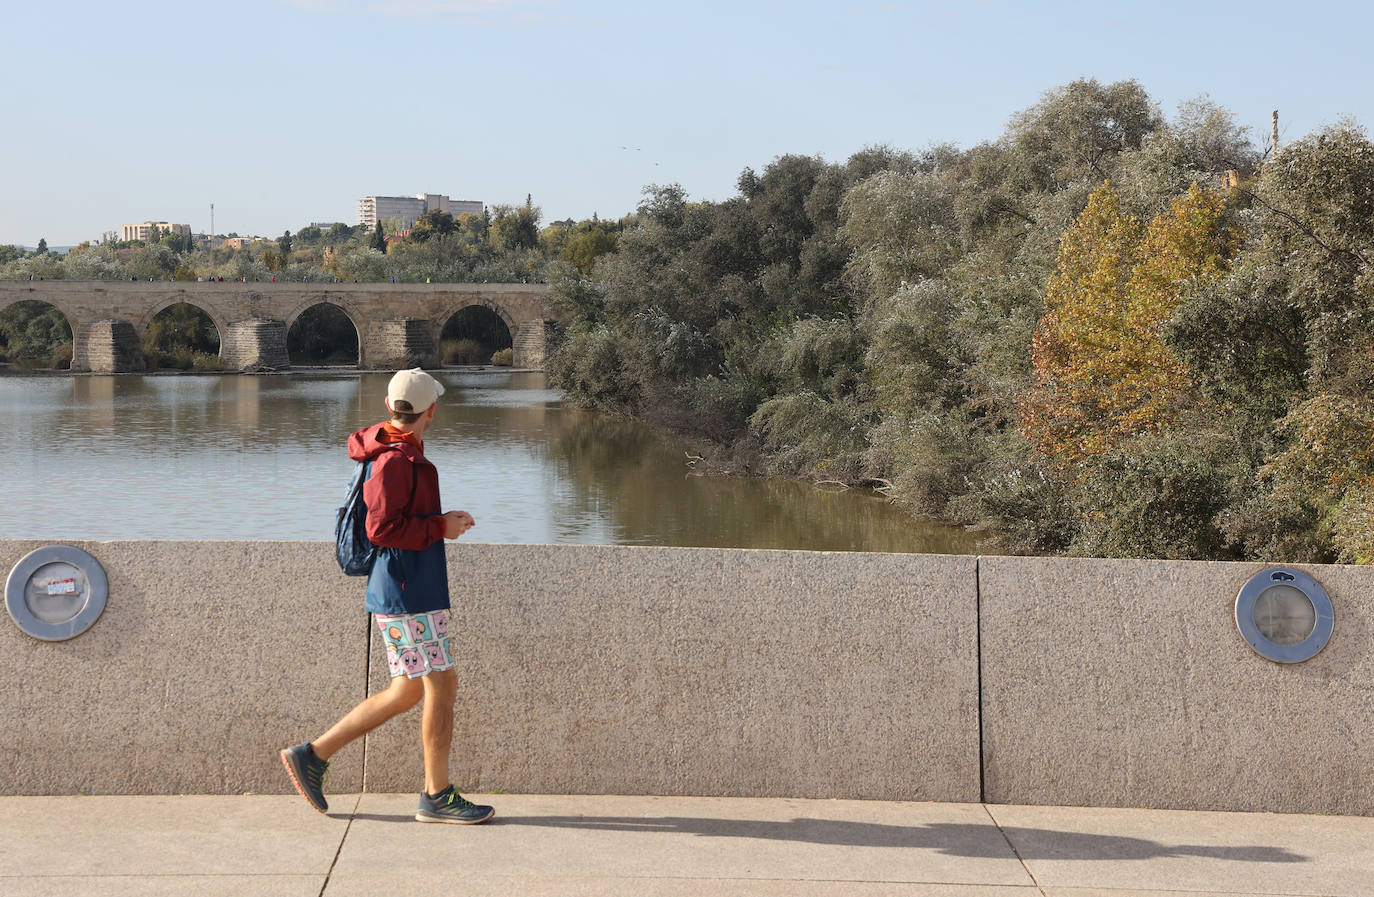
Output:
[3, 0, 1370, 246]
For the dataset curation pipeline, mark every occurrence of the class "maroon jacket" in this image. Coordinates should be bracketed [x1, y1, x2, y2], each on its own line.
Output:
[347, 423, 446, 550]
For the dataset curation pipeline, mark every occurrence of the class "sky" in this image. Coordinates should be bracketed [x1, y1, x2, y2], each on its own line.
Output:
[3, 0, 1371, 247]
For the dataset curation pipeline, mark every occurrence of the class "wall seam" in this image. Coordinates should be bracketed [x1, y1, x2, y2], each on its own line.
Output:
[976, 555, 986, 805]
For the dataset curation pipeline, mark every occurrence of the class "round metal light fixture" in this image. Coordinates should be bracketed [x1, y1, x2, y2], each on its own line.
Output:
[5, 545, 109, 641]
[1235, 568, 1333, 663]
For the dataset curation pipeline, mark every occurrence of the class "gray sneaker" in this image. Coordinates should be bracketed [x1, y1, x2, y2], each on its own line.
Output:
[416, 785, 494, 824]
[280, 742, 329, 813]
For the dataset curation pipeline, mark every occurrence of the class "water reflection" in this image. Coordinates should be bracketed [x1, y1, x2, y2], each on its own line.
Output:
[0, 372, 980, 553]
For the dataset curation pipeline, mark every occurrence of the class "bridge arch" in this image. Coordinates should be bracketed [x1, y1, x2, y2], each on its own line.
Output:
[0, 298, 75, 369]
[137, 296, 230, 352]
[285, 300, 362, 366]
[0, 292, 83, 331]
[438, 300, 514, 366]
[435, 295, 518, 339]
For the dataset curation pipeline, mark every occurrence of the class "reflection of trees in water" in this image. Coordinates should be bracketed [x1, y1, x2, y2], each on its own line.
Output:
[548, 410, 981, 554]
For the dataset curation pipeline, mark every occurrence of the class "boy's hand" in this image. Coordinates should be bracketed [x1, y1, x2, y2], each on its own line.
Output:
[443, 510, 475, 539]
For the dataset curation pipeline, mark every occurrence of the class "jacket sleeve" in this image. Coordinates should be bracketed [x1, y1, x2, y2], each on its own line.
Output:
[363, 452, 446, 550]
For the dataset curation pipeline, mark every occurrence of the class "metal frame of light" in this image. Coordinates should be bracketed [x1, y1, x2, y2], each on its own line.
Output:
[1235, 567, 1334, 664]
[5, 545, 109, 641]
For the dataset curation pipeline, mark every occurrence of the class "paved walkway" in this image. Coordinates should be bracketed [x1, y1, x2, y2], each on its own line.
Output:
[3, 793, 1371, 896]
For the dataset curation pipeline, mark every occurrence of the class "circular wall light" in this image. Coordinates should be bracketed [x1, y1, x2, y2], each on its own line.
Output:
[5, 545, 109, 641]
[1235, 568, 1333, 663]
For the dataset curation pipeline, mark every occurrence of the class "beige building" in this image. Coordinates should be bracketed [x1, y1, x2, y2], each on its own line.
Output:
[121, 221, 191, 242]
[356, 194, 483, 231]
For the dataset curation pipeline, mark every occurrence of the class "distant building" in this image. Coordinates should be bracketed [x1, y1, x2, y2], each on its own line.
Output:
[121, 221, 191, 242]
[356, 194, 483, 231]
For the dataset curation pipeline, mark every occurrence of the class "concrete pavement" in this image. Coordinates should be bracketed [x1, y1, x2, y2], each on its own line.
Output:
[3, 792, 1371, 896]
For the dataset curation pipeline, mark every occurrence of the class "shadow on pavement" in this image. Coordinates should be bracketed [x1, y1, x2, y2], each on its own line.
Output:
[469, 816, 1310, 863]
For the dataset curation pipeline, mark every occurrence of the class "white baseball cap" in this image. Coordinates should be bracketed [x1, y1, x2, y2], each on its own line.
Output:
[387, 368, 445, 413]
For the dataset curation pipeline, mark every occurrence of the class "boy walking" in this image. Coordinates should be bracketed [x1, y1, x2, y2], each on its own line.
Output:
[281, 368, 494, 824]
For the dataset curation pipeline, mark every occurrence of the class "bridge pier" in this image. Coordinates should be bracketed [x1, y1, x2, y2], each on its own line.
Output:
[512, 319, 554, 369]
[221, 319, 288, 371]
[363, 318, 436, 369]
[75, 320, 145, 373]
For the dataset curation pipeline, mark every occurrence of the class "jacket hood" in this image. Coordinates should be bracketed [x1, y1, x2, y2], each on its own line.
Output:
[348, 423, 422, 462]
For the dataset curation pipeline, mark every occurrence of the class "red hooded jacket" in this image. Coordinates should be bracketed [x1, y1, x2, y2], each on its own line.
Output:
[347, 423, 447, 551]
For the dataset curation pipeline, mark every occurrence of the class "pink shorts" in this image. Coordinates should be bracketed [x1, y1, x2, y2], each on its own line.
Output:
[375, 610, 454, 679]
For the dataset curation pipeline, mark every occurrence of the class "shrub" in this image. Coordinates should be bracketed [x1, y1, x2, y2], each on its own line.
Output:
[490, 348, 513, 366]
[49, 343, 73, 370]
[442, 339, 484, 365]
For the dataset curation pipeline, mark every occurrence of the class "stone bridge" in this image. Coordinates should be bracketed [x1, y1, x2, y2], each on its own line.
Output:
[0, 281, 562, 371]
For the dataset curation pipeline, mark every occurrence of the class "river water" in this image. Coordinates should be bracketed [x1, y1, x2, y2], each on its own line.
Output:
[0, 371, 980, 553]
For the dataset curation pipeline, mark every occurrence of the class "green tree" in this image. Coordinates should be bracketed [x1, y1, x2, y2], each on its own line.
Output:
[278, 230, 293, 254]
[489, 203, 541, 251]
[36, 238, 47, 254]
[410, 210, 456, 242]
[561, 225, 619, 274]
[370, 221, 387, 253]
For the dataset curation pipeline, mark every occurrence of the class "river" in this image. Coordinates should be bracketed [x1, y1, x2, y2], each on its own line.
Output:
[0, 371, 980, 553]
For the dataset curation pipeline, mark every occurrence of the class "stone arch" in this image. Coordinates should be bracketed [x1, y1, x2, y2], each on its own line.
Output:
[283, 295, 366, 334]
[285, 300, 362, 366]
[0, 296, 76, 369]
[437, 300, 515, 366]
[435, 295, 518, 338]
[137, 297, 229, 351]
[0, 292, 82, 330]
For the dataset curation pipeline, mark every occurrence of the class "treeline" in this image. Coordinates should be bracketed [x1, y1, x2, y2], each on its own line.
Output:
[0, 203, 625, 368]
[546, 78, 1374, 563]
[0, 201, 624, 286]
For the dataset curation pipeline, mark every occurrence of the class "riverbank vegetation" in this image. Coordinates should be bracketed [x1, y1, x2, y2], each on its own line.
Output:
[545, 79, 1374, 563]
[7, 77, 1373, 562]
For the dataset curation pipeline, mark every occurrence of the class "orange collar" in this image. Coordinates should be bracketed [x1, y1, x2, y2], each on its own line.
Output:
[379, 421, 422, 449]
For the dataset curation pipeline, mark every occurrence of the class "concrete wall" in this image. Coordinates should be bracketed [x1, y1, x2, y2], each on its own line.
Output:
[3, 540, 1372, 814]
[0, 542, 979, 803]
[980, 556, 1374, 816]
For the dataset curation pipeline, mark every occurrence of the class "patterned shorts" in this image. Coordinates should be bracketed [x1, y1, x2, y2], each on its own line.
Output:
[375, 610, 454, 679]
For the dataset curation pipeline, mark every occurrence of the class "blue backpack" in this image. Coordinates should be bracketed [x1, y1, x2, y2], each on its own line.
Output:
[335, 448, 412, 576]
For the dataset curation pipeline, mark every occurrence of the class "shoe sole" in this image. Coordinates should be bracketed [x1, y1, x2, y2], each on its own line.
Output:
[279, 749, 328, 814]
[415, 808, 495, 825]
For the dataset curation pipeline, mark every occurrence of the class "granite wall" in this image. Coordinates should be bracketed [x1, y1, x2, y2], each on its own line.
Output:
[3, 541, 1371, 813]
[0, 541, 979, 803]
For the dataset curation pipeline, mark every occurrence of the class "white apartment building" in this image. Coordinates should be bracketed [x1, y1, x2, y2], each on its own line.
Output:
[356, 194, 483, 231]
[121, 221, 191, 242]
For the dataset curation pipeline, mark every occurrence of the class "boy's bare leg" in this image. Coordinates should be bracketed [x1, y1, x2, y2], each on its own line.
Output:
[420, 668, 458, 795]
[312, 674, 424, 760]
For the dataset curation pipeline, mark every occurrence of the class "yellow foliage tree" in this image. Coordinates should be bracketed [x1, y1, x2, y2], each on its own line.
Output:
[1020, 182, 1238, 463]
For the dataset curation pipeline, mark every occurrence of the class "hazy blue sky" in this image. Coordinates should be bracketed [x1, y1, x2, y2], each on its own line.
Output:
[4, 0, 1370, 246]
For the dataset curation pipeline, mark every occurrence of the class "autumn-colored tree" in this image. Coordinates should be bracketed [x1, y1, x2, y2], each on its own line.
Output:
[1020, 182, 1238, 462]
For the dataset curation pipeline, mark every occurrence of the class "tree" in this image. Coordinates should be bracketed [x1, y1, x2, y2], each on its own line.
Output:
[146, 225, 161, 245]
[410, 210, 455, 243]
[278, 230, 293, 254]
[561, 225, 619, 274]
[370, 221, 386, 253]
[1019, 182, 1237, 463]
[489, 203, 541, 251]
[36, 238, 47, 254]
